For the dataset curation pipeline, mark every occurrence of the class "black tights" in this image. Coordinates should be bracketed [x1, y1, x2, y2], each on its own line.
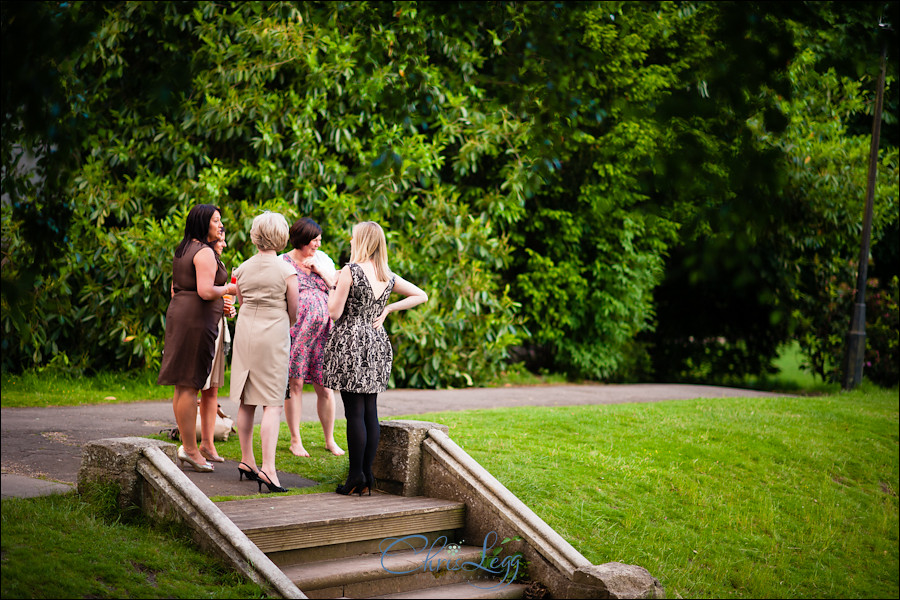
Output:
[341, 391, 379, 483]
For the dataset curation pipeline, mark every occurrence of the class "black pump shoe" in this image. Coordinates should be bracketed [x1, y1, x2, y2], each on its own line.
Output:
[238, 462, 260, 482]
[258, 470, 288, 493]
[336, 475, 370, 496]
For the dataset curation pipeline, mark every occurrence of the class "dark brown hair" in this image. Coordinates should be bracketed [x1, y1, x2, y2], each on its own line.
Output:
[289, 217, 323, 250]
[175, 204, 220, 258]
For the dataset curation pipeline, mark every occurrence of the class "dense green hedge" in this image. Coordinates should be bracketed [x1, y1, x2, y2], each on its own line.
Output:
[2, 2, 898, 387]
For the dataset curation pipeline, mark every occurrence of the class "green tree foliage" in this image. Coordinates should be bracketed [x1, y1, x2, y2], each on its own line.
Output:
[500, 1, 797, 379]
[1, 1, 99, 349]
[645, 2, 899, 385]
[761, 18, 899, 386]
[3, 1, 526, 385]
[2, 1, 897, 388]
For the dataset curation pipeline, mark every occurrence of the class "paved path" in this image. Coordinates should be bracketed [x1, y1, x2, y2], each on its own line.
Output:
[1, 384, 783, 499]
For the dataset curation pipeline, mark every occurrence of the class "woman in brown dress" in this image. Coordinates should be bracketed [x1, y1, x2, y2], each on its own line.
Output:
[231, 211, 299, 492]
[197, 230, 236, 463]
[158, 204, 237, 472]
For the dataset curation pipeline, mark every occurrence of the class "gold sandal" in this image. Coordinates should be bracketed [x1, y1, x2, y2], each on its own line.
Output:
[177, 446, 214, 472]
[200, 446, 225, 463]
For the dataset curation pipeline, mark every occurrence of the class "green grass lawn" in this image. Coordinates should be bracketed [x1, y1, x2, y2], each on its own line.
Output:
[0, 341, 835, 409]
[0, 368, 171, 407]
[405, 387, 898, 598]
[1, 345, 895, 597]
[0, 488, 264, 599]
[743, 341, 840, 395]
[3, 383, 897, 599]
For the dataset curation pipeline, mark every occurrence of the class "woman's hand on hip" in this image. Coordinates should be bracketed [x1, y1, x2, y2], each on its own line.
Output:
[373, 308, 389, 329]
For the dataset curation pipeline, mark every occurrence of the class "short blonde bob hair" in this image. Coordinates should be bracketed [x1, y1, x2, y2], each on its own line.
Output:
[350, 221, 391, 282]
[250, 211, 289, 251]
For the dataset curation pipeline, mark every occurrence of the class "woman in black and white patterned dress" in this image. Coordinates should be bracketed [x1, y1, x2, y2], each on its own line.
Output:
[323, 221, 428, 495]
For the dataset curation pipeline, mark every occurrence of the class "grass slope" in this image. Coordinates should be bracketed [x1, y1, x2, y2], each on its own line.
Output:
[4, 387, 896, 599]
[402, 388, 898, 598]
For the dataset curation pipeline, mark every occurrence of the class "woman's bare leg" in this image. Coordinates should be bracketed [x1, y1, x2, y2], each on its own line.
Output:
[284, 377, 309, 457]
[259, 405, 283, 487]
[173, 385, 206, 464]
[314, 384, 344, 456]
[198, 388, 222, 460]
[236, 402, 258, 471]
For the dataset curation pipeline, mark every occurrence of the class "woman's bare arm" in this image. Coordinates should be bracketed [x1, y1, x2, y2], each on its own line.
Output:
[286, 274, 300, 326]
[328, 266, 352, 321]
[373, 275, 427, 329]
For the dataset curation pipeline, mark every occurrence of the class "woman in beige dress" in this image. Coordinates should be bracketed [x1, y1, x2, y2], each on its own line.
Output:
[230, 212, 299, 493]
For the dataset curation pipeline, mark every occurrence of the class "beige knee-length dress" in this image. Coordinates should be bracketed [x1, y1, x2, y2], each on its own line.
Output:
[230, 253, 297, 406]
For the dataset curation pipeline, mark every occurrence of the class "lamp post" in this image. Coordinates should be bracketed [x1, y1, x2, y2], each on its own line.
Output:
[841, 36, 888, 391]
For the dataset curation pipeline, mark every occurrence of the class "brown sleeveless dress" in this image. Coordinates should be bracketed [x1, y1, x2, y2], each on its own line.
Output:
[157, 240, 226, 388]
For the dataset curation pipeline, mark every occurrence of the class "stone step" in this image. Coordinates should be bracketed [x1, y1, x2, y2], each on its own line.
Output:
[286, 544, 496, 598]
[216, 492, 466, 554]
[370, 581, 531, 599]
[266, 529, 460, 567]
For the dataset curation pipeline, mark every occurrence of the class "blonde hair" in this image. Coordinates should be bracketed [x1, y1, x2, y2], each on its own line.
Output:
[250, 211, 289, 251]
[350, 221, 391, 281]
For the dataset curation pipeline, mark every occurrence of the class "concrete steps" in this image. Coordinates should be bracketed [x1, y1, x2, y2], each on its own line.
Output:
[217, 491, 527, 598]
[370, 580, 531, 599]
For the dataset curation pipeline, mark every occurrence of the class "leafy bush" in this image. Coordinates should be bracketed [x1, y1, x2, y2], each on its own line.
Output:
[861, 276, 899, 387]
[2, 2, 896, 388]
[1, 2, 524, 386]
[799, 274, 899, 387]
[641, 26, 899, 386]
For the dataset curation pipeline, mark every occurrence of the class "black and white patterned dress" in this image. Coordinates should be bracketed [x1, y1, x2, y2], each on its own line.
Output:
[323, 263, 396, 393]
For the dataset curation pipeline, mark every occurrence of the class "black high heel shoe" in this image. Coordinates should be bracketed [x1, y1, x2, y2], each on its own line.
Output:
[257, 469, 288, 493]
[238, 462, 259, 482]
[336, 474, 370, 496]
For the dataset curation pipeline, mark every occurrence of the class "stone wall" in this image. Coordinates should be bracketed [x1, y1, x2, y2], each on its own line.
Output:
[375, 420, 665, 599]
[372, 419, 448, 496]
[77, 436, 175, 511]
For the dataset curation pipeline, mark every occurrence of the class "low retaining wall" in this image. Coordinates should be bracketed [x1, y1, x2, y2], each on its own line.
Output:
[77, 422, 663, 599]
[375, 420, 665, 599]
[78, 437, 305, 599]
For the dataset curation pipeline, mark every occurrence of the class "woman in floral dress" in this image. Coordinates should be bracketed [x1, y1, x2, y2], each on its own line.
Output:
[281, 217, 344, 457]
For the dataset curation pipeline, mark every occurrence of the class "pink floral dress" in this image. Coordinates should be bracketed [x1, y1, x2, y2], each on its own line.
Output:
[281, 254, 332, 385]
